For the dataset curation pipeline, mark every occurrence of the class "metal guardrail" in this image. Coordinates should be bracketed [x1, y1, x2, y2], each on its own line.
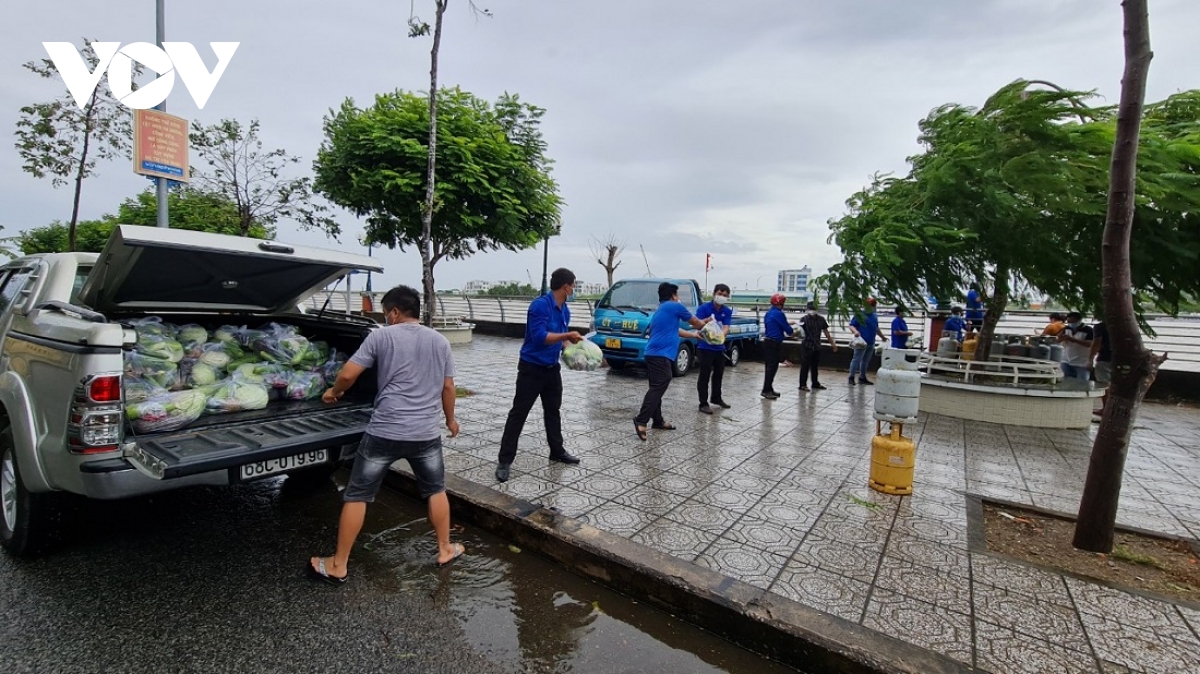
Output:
[917, 352, 1065, 387]
[306, 291, 1200, 373]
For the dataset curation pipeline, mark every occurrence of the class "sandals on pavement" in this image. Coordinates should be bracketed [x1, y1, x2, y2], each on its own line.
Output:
[652, 422, 677, 430]
[436, 542, 465, 568]
[307, 557, 348, 585]
[633, 420, 648, 441]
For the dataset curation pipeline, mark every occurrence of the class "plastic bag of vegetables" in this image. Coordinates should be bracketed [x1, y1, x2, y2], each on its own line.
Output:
[127, 389, 207, 434]
[294, 340, 330, 368]
[180, 357, 224, 388]
[194, 342, 234, 370]
[176, 324, 209, 351]
[232, 362, 291, 399]
[127, 316, 176, 338]
[124, 376, 166, 404]
[124, 351, 180, 390]
[135, 332, 185, 363]
[202, 379, 271, 414]
[319, 349, 349, 383]
[698, 320, 726, 346]
[561, 339, 604, 371]
[286, 371, 325, 400]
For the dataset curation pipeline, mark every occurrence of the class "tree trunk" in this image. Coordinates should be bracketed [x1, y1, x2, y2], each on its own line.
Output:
[419, 0, 448, 327]
[972, 265, 1009, 361]
[69, 93, 98, 253]
[1073, 0, 1161, 554]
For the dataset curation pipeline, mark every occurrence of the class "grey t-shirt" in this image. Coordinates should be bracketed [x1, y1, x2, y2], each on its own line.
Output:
[349, 322, 456, 441]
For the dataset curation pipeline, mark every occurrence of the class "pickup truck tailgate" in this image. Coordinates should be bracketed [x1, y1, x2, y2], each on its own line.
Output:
[125, 404, 372, 480]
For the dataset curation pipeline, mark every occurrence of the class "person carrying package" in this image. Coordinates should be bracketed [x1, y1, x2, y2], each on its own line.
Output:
[634, 282, 711, 440]
[797, 301, 837, 392]
[848, 297, 886, 386]
[695, 284, 733, 414]
[760, 293, 793, 399]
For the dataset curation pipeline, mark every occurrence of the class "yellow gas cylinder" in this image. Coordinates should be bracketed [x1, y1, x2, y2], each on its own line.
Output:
[869, 421, 916, 495]
[961, 335, 978, 361]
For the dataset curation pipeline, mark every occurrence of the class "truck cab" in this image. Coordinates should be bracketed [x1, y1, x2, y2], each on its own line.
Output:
[588, 278, 760, 376]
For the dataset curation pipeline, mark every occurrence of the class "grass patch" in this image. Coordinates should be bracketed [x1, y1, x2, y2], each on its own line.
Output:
[848, 495, 882, 509]
[1111, 544, 1168, 570]
[455, 386, 473, 398]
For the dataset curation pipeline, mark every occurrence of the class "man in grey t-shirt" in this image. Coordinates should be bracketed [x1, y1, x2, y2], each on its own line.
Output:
[308, 285, 462, 584]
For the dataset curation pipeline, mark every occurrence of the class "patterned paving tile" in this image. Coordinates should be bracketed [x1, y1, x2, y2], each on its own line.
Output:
[581, 502, 657, 537]
[723, 513, 805, 558]
[790, 534, 883, 584]
[566, 472, 639, 500]
[974, 620, 1099, 674]
[712, 471, 779, 495]
[1079, 613, 1200, 674]
[1066, 577, 1196, 641]
[687, 484, 763, 513]
[862, 589, 973, 664]
[973, 582, 1091, 653]
[744, 495, 822, 532]
[694, 536, 788, 590]
[807, 512, 892, 549]
[885, 533, 972, 577]
[601, 461, 664, 483]
[534, 487, 609, 518]
[664, 499, 743, 535]
[890, 514, 969, 549]
[493, 474, 557, 501]
[970, 554, 1071, 605]
[643, 471, 706, 498]
[873, 557, 972, 615]
[771, 561, 870, 623]
[632, 518, 720, 562]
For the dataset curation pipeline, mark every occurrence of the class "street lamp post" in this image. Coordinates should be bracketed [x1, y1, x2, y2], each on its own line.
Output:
[540, 236, 549, 295]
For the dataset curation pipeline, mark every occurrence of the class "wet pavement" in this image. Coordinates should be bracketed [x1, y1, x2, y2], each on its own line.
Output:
[0, 469, 798, 673]
[440, 335, 1200, 674]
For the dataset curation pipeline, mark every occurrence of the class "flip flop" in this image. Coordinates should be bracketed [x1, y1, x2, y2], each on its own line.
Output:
[307, 557, 348, 585]
[436, 543, 465, 568]
[652, 423, 677, 430]
[633, 420, 648, 441]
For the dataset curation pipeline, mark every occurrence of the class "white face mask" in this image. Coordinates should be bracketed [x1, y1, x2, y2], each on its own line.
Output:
[807, 309, 816, 315]
[713, 295, 728, 306]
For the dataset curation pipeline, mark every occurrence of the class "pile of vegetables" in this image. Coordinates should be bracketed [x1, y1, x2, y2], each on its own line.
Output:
[562, 339, 605, 371]
[698, 321, 726, 346]
[121, 318, 351, 434]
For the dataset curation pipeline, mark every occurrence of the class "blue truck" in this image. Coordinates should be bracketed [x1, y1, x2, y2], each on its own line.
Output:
[588, 278, 761, 376]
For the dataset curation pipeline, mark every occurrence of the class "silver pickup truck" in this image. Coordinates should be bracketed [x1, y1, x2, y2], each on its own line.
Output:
[0, 225, 383, 556]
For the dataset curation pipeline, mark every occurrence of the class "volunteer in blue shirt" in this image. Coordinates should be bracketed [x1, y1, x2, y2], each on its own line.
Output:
[634, 282, 711, 441]
[695, 284, 733, 414]
[891, 306, 912, 349]
[848, 297, 886, 385]
[966, 283, 985, 333]
[760, 293, 793, 399]
[943, 306, 967, 343]
[495, 268, 583, 483]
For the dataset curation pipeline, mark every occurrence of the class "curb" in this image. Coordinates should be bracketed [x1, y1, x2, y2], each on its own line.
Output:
[384, 468, 975, 674]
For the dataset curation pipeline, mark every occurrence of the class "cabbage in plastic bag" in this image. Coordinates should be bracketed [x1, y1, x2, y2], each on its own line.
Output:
[126, 389, 207, 434]
[562, 339, 604, 371]
[124, 351, 180, 390]
[124, 376, 166, 404]
[196, 342, 233, 369]
[177, 324, 209, 350]
[698, 321, 726, 345]
[319, 349, 349, 383]
[136, 332, 185, 363]
[203, 379, 271, 413]
[127, 316, 175, 339]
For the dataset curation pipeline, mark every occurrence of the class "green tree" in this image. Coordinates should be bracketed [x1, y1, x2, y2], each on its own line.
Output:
[485, 282, 538, 297]
[313, 87, 562, 322]
[15, 188, 270, 254]
[189, 118, 337, 238]
[14, 39, 141, 252]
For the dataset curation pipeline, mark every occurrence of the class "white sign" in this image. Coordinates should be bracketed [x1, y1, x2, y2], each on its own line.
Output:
[42, 41, 239, 110]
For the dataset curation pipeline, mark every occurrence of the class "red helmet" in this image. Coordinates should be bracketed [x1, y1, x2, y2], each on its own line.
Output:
[770, 293, 786, 306]
[866, 297, 877, 306]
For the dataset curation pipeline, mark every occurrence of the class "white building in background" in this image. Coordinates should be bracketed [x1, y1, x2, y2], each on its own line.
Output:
[462, 280, 494, 295]
[574, 281, 608, 297]
[777, 267, 812, 299]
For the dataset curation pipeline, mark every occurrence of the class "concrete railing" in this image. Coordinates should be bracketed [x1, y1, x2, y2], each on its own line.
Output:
[917, 353, 1066, 388]
[306, 291, 1200, 373]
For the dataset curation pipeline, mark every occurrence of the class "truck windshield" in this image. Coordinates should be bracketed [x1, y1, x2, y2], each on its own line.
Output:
[72, 265, 93, 305]
[598, 281, 658, 313]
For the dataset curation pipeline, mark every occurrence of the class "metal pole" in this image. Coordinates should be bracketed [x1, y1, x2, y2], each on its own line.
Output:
[540, 236, 549, 295]
[365, 245, 373, 292]
[155, 0, 169, 228]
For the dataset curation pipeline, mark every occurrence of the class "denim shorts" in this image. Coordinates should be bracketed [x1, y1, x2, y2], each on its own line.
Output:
[343, 433, 445, 503]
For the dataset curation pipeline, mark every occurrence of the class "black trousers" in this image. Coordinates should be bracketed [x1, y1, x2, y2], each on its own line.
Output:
[761, 338, 781, 394]
[499, 360, 564, 465]
[799, 343, 821, 387]
[696, 349, 727, 405]
[635, 356, 673, 426]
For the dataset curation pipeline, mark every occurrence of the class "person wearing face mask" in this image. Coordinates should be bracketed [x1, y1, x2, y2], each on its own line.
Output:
[797, 301, 837, 391]
[695, 284, 733, 414]
[1057, 311, 1094, 381]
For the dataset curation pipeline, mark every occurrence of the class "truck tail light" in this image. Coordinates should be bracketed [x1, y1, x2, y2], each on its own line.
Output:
[69, 373, 124, 454]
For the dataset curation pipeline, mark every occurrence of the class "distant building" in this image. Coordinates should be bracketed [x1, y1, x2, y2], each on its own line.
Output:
[462, 280, 494, 295]
[777, 267, 812, 299]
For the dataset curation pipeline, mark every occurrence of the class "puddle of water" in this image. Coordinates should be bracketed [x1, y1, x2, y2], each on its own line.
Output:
[359, 489, 801, 674]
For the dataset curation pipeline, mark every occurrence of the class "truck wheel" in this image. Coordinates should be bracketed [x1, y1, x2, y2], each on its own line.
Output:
[727, 342, 742, 367]
[606, 359, 628, 370]
[0, 426, 59, 557]
[672, 344, 693, 377]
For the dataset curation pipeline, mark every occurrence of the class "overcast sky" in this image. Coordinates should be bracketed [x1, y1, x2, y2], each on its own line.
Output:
[3, 0, 1198, 293]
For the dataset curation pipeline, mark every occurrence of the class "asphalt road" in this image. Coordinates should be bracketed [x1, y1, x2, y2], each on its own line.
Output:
[0, 472, 798, 674]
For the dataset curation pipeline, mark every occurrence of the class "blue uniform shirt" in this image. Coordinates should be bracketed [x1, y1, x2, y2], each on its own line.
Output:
[850, 312, 879, 345]
[695, 302, 732, 352]
[966, 290, 983, 321]
[763, 307, 793, 340]
[645, 300, 694, 359]
[891, 316, 909, 349]
[519, 292, 570, 366]
[943, 315, 966, 342]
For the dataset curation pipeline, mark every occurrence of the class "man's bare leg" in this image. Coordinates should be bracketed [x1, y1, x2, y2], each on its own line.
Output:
[311, 501, 367, 579]
[428, 491, 462, 564]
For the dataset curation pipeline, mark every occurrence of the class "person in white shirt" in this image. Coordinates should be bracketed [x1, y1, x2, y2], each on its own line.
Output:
[1057, 311, 1094, 381]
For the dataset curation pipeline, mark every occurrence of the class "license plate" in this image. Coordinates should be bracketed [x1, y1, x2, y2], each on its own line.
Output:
[239, 449, 329, 481]
[605, 338, 621, 349]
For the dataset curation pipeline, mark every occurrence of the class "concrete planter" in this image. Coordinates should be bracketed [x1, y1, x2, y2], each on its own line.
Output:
[431, 318, 475, 345]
